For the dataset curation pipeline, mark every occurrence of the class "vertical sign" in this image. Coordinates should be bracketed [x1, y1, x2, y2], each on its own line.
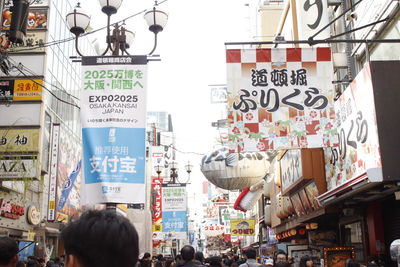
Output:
[226, 48, 336, 152]
[162, 183, 187, 239]
[324, 63, 381, 191]
[47, 123, 60, 222]
[296, 0, 330, 41]
[80, 56, 148, 204]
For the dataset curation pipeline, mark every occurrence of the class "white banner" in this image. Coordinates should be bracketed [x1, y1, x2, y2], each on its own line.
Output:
[80, 56, 148, 204]
[47, 123, 60, 222]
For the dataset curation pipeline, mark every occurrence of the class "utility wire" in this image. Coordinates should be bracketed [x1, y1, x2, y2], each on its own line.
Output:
[12, 63, 81, 109]
[7, 57, 81, 102]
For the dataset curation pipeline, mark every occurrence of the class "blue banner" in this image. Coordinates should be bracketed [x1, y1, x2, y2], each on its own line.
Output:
[162, 211, 187, 233]
[18, 242, 35, 261]
[57, 160, 82, 210]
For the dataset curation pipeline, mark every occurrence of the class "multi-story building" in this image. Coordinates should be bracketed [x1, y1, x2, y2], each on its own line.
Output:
[0, 0, 93, 259]
[254, 1, 400, 266]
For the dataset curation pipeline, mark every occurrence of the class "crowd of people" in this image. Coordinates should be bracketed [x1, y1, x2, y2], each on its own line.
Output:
[0, 210, 377, 267]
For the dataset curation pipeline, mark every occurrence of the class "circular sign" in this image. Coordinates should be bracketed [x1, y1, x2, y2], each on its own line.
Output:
[27, 206, 41, 225]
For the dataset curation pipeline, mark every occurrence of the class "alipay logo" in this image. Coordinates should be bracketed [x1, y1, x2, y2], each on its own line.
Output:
[108, 128, 116, 143]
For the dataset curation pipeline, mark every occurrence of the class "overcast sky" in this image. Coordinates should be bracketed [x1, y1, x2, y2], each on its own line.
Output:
[85, 0, 256, 206]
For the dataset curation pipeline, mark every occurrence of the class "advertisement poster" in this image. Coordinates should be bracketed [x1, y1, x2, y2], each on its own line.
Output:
[47, 124, 60, 222]
[18, 242, 35, 261]
[0, 157, 38, 179]
[324, 63, 381, 191]
[55, 125, 82, 222]
[4, 0, 48, 7]
[80, 56, 148, 204]
[162, 184, 187, 239]
[2, 8, 48, 30]
[152, 177, 163, 224]
[230, 219, 255, 236]
[0, 80, 13, 100]
[226, 47, 336, 152]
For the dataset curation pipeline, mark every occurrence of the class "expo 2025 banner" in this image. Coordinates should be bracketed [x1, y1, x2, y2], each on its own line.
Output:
[80, 56, 147, 204]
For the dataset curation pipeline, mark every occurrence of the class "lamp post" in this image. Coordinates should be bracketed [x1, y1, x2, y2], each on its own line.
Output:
[154, 164, 164, 179]
[169, 161, 178, 184]
[66, 0, 168, 56]
[184, 161, 193, 184]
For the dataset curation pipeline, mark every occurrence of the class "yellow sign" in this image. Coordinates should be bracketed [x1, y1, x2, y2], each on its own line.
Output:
[13, 79, 43, 100]
[0, 129, 40, 152]
[117, 204, 128, 212]
[230, 219, 255, 236]
[27, 232, 36, 241]
[56, 212, 69, 223]
[152, 224, 162, 232]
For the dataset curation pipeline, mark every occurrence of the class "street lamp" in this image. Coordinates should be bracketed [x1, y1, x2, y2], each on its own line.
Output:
[66, 0, 168, 56]
[154, 164, 164, 179]
[185, 161, 193, 183]
[169, 161, 178, 184]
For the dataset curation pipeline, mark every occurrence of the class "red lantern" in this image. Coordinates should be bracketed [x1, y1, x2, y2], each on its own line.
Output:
[298, 228, 306, 235]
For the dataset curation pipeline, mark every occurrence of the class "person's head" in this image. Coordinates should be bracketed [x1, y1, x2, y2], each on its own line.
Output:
[37, 258, 45, 267]
[275, 250, 288, 264]
[175, 254, 182, 262]
[209, 256, 222, 266]
[59, 256, 65, 263]
[0, 237, 19, 267]
[227, 252, 234, 260]
[180, 246, 195, 262]
[300, 256, 313, 267]
[195, 252, 204, 263]
[142, 253, 151, 262]
[61, 209, 139, 267]
[16, 262, 26, 267]
[244, 248, 257, 260]
[275, 262, 290, 267]
[156, 255, 164, 261]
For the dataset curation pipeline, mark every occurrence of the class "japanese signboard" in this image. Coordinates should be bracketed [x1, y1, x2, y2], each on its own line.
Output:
[226, 48, 336, 152]
[2, 8, 48, 30]
[0, 156, 38, 179]
[296, 0, 330, 41]
[0, 31, 47, 53]
[280, 149, 303, 193]
[152, 177, 163, 224]
[0, 79, 43, 101]
[162, 184, 187, 239]
[203, 224, 225, 236]
[47, 123, 60, 222]
[324, 63, 381, 191]
[0, 129, 40, 152]
[80, 56, 148, 204]
[230, 219, 255, 236]
[4, 0, 48, 7]
[14, 79, 43, 100]
[210, 85, 228, 103]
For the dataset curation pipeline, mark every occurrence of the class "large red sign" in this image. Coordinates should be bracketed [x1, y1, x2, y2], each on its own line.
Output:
[151, 177, 163, 223]
[0, 199, 24, 219]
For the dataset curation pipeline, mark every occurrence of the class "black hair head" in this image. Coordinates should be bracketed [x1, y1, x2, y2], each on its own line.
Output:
[181, 245, 195, 261]
[195, 251, 205, 262]
[0, 237, 18, 265]
[245, 248, 257, 259]
[61, 209, 139, 267]
[299, 255, 312, 267]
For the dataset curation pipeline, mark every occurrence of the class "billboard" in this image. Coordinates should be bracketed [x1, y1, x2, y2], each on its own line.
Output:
[226, 47, 336, 152]
[162, 184, 187, 239]
[230, 219, 255, 236]
[80, 56, 148, 204]
[0, 103, 41, 126]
